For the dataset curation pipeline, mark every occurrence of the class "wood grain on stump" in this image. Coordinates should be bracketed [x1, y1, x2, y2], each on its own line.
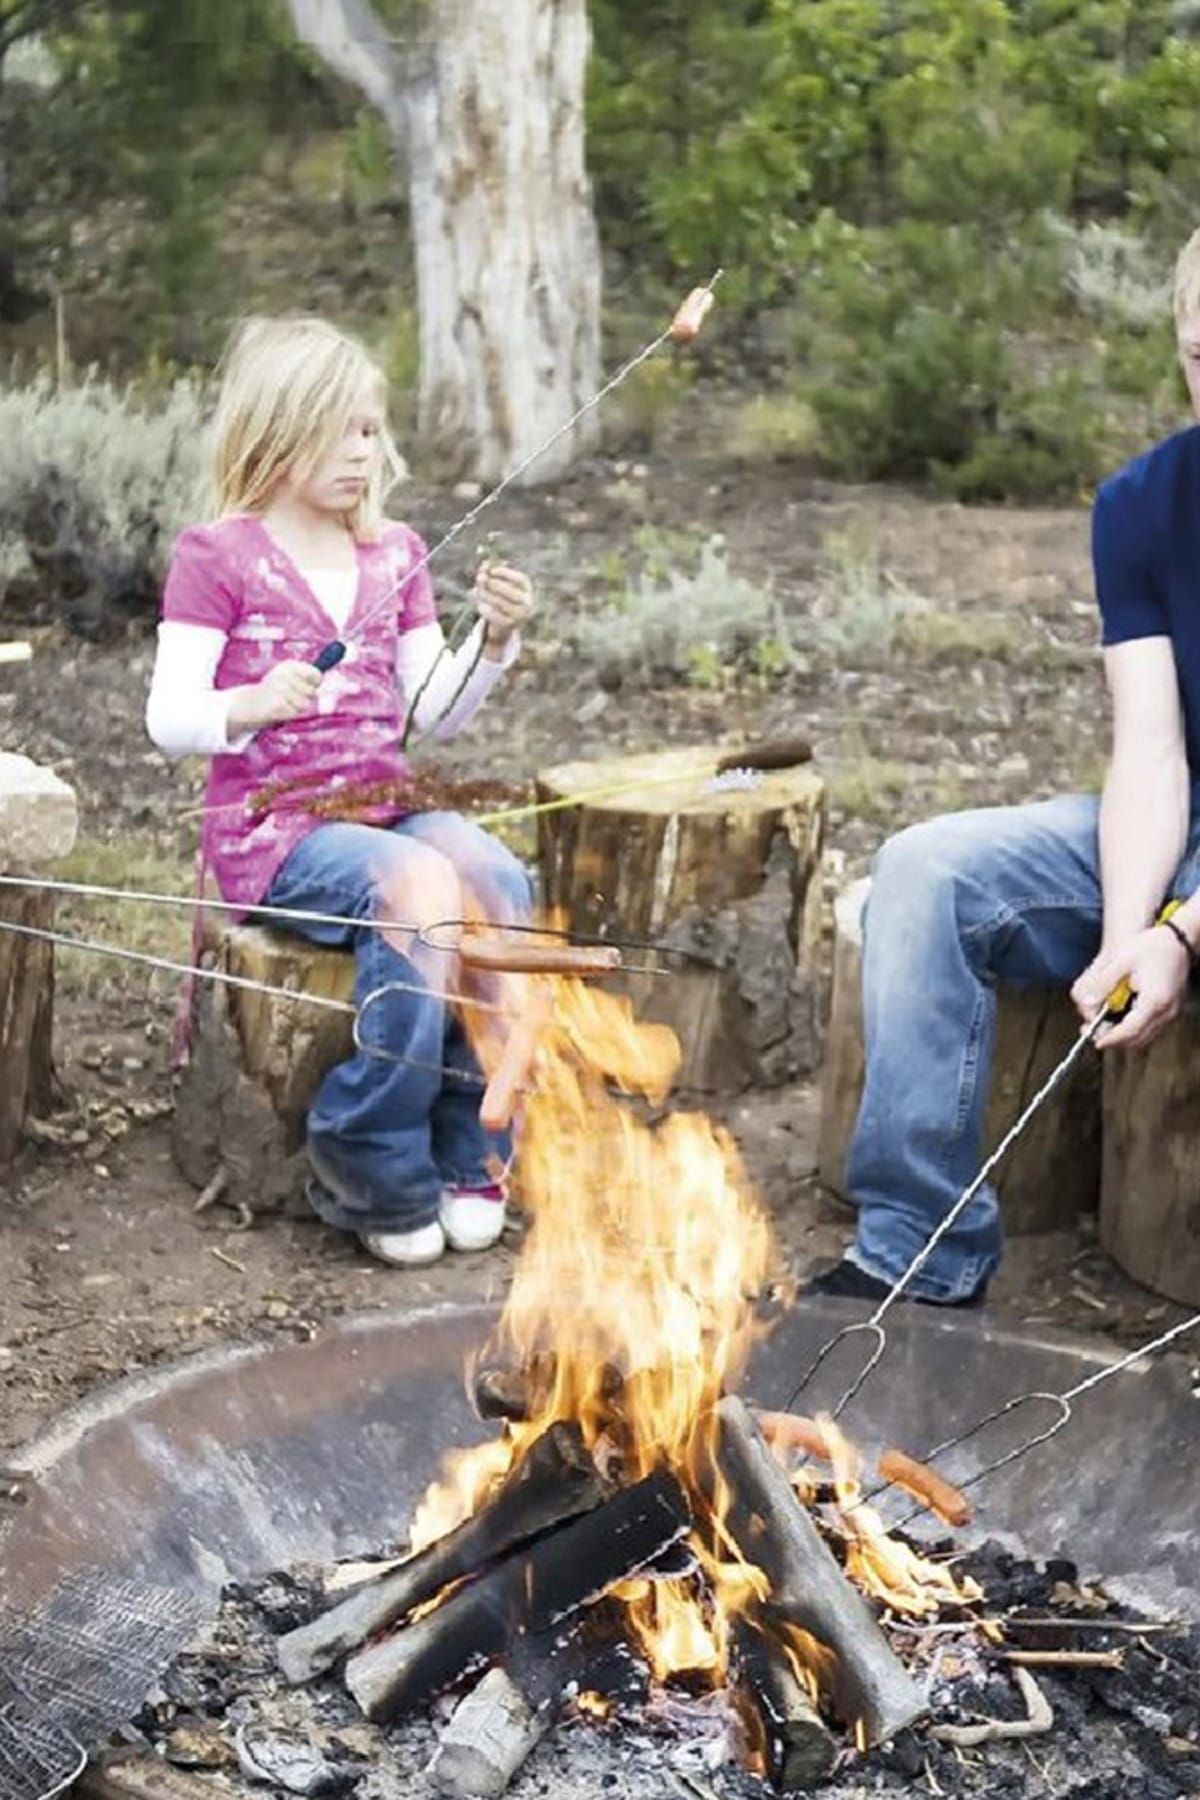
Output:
[1101, 1007, 1200, 1305]
[536, 745, 826, 1091]
[172, 924, 353, 1214]
[819, 878, 1100, 1235]
[0, 888, 57, 1164]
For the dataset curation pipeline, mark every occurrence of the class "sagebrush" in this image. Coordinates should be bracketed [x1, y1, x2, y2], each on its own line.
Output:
[0, 375, 204, 639]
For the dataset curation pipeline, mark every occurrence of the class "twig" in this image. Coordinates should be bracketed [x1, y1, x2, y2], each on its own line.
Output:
[931, 1666, 1053, 1747]
[1000, 1649, 1123, 1670]
[209, 1246, 246, 1275]
[923, 1755, 945, 1796]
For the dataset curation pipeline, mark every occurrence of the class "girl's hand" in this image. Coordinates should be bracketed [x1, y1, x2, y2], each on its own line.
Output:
[232, 660, 323, 734]
[1071, 924, 1191, 1050]
[474, 563, 534, 660]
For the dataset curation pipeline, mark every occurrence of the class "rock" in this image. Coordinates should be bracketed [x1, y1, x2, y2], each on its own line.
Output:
[0, 752, 78, 865]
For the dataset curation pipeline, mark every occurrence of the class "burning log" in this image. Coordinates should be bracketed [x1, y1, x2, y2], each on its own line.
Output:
[715, 1397, 927, 1748]
[277, 1421, 610, 1684]
[733, 1619, 837, 1791]
[344, 1468, 691, 1720]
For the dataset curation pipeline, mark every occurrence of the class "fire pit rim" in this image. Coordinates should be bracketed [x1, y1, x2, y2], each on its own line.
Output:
[5, 1295, 1184, 1484]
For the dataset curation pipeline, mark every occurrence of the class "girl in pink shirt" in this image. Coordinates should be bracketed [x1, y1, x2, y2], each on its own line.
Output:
[147, 316, 533, 1267]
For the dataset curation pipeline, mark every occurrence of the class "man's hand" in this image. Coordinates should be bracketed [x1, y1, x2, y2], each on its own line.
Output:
[474, 563, 534, 660]
[230, 660, 323, 735]
[1071, 924, 1191, 1050]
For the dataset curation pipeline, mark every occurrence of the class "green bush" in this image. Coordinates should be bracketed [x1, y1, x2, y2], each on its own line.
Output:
[571, 535, 789, 684]
[794, 217, 1128, 497]
[0, 375, 204, 638]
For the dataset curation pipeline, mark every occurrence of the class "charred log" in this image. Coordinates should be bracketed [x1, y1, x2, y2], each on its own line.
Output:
[344, 1469, 691, 1721]
[277, 1421, 609, 1684]
[715, 1397, 926, 1747]
[733, 1619, 837, 1791]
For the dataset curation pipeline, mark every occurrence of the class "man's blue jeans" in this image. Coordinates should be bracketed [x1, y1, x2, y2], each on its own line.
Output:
[263, 812, 532, 1234]
[846, 792, 1200, 1301]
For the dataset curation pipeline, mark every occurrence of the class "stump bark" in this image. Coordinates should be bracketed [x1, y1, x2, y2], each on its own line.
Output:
[536, 746, 826, 1091]
[171, 924, 354, 1215]
[1101, 1006, 1200, 1305]
[0, 753, 78, 1169]
[819, 878, 1101, 1235]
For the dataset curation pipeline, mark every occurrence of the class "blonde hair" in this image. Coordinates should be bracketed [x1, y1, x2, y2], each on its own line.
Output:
[207, 315, 405, 538]
[1174, 229, 1200, 329]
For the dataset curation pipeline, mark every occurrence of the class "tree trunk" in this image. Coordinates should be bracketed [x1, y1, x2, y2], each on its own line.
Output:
[407, 0, 600, 483]
[537, 746, 826, 1090]
[287, 0, 601, 485]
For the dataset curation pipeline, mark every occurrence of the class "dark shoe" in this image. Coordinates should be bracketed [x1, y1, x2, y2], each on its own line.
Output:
[806, 1257, 987, 1309]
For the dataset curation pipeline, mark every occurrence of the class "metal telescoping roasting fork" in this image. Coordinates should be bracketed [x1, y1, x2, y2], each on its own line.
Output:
[786, 901, 1200, 1516]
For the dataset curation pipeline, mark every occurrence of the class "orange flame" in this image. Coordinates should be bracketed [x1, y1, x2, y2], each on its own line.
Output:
[409, 966, 978, 1694]
[820, 1414, 981, 1616]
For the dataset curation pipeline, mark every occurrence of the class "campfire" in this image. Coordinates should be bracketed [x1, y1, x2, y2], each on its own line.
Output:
[103, 973, 1200, 1800]
[255, 974, 982, 1793]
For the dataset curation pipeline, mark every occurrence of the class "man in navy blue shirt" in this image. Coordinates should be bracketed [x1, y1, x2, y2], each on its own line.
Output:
[812, 230, 1200, 1308]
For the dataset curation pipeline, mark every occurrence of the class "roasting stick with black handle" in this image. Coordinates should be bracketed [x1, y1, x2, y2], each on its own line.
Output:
[787, 901, 1189, 1424]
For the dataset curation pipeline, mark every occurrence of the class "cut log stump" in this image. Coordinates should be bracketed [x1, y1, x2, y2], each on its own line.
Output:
[1101, 1003, 1200, 1306]
[171, 923, 354, 1216]
[819, 878, 1100, 1235]
[536, 745, 826, 1091]
[0, 753, 78, 1169]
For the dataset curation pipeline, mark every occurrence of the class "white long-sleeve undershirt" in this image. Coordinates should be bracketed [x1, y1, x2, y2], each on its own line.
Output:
[145, 616, 518, 758]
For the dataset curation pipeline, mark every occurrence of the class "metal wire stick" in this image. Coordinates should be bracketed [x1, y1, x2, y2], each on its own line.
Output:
[789, 1013, 1105, 1420]
[0, 917, 506, 1018]
[395, 270, 725, 744]
[890, 1309, 1200, 1529]
[0, 871, 422, 941]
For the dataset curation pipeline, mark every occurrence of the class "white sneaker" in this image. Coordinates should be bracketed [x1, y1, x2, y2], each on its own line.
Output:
[359, 1221, 446, 1267]
[440, 1184, 507, 1253]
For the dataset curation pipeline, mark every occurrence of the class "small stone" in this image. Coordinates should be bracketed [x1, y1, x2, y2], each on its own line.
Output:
[0, 753, 78, 865]
[452, 480, 483, 502]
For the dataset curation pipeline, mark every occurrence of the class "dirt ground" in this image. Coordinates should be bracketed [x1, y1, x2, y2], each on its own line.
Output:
[1, 414, 1192, 1460]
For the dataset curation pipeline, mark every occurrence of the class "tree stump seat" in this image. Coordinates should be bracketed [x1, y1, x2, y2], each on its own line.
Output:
[1101, 1002, 1200, 1307]
[818, 877, 1102, 1238]
[172, 923, 355, 1216]
[536, 744, 827, 1091]
[0, 753, 78, 1170]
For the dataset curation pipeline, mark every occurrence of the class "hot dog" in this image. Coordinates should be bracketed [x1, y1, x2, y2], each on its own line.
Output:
[479, 984, 555, 1132]
[755, 1409, 836, 1464]
[460, 937, 622, 977]
[877, 1448, 972, 1528]
[670, 286, 715, 345]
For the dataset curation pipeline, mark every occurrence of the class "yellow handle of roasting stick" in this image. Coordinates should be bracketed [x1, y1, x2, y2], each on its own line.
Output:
[1104, 900, 1183, 1020]
[0, 641, 32, 666]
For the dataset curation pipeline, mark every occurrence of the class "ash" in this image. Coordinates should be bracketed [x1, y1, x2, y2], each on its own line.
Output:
[128, 1545, 1200, 1800]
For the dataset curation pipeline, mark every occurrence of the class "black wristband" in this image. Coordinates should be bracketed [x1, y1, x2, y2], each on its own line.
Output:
[1159, 915, 1197, 971]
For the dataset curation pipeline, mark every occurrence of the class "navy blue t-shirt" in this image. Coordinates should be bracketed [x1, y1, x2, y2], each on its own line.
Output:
[1094, 425, 1200, 775]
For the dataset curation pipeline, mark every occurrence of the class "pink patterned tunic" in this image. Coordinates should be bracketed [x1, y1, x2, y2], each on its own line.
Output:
[161, 514, 435, 909]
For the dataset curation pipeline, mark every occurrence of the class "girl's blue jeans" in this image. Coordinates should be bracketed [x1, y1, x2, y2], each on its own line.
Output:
[263, 811, 532, 1234]
[847, 792, 1200, 1301]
